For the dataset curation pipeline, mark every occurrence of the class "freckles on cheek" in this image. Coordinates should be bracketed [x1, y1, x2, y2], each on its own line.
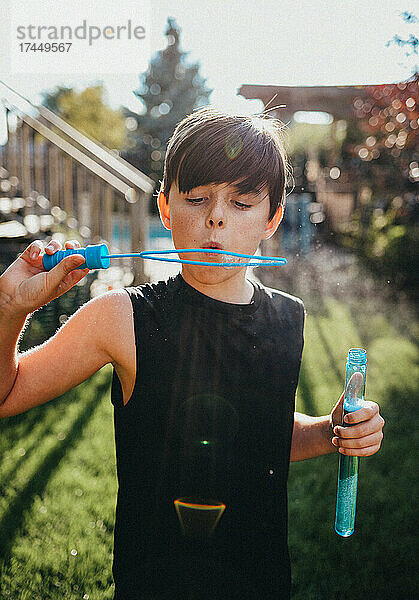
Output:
[171, 216, 198, 245]
[243, 216, 266, 241]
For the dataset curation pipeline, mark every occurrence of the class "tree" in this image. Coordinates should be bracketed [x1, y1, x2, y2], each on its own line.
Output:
[345, 71, 418, 199]
[40, 84, 73, 113]
[346, 70, 418, 297]
[121, 17, 212, 214]
[386, 11, 418, 74]
[333, 13, 419, 300]
[40, 84, 127, 150]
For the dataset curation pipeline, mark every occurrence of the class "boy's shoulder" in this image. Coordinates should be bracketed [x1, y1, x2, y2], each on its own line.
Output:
[125, 275, 179, 301]
[256, 280, 305, 315]
[123, 275, 183, 316]
[257, 280, 304, 304]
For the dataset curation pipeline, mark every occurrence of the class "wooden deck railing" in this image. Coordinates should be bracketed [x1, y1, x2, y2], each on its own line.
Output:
[0, 95, 154, 286]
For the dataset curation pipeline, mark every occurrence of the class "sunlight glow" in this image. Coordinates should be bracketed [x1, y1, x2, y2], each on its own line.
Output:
[293, 111, 333, 125]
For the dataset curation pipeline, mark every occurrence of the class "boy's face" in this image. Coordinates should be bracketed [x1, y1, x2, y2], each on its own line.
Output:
[158, 179, 283, 284]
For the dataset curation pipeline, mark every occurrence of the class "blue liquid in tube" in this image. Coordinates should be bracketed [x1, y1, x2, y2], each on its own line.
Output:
[335, 348, 367, 537]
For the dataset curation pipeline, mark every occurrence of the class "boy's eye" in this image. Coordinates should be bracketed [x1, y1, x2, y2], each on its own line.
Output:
[186, 197, 251, 209]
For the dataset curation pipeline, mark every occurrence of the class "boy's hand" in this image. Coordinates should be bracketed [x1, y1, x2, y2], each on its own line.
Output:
[0, 239, 89, 316]
[329, 391, 385, 457]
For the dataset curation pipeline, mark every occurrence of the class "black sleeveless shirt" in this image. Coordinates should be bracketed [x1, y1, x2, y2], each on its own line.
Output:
[111, 273, 305, 599]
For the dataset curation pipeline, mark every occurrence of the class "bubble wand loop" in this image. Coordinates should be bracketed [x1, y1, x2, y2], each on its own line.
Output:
[41, 243, 287, 271]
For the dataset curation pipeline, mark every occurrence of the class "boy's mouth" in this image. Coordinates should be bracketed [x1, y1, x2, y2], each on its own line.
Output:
[201, 242, 224, 250]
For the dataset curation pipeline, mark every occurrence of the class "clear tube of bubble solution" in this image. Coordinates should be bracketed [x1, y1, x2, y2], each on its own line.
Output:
[335, 348, 367, 537]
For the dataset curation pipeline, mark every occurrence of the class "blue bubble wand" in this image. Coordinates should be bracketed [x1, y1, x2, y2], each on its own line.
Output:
[42, 243, 287, 271]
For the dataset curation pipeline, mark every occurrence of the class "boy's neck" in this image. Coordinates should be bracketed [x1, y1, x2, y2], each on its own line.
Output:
[180, 268, 255, 304]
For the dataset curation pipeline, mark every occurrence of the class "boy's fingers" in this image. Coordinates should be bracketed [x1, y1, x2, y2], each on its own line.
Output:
[330, 390, 345, 428]
[50, 254, 87, 282]
[52, 256, 89, 294]
[343, 400, 379, 425]
[29, 241, 43, 252]
[44, 239, 62, 254]
[335, 413, 385, 439]
[60, 267, 90, 290]
[64, 240, 82, 249]
[338, 444, 382, 457]
[333, 431, 383, 450]
[22, 241, 42, 260]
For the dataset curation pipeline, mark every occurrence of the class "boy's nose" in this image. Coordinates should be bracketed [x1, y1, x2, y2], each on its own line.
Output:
[206, 201, 225, 228]
[207, 217, 224, 228]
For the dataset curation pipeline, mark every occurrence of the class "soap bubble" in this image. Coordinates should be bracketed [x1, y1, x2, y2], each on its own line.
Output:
[221, 254, 246, 269]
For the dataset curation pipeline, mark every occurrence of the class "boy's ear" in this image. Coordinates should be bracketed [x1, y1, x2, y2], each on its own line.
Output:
[157, 187, 171, 231]
[262, 204, 284, 240]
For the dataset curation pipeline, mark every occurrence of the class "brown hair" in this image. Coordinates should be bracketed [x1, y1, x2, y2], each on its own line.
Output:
[160, 106, 292, 222]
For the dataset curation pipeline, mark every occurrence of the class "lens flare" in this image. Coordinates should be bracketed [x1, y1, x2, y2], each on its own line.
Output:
[174, 497, 226, 539]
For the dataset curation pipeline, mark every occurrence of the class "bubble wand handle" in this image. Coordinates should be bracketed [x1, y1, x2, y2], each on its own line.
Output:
[335, 348, 367, 537]
[42, 243, 111, 271]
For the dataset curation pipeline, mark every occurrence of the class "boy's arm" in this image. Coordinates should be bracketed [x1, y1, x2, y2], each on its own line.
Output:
[0, 305, 28, 403]
[290, 391, 385, 461]
[0, 290, 131, 419]
[290, 412, 335, 462]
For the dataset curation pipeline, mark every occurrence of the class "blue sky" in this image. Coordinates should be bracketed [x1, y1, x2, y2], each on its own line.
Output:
[0, 1, 417, 116]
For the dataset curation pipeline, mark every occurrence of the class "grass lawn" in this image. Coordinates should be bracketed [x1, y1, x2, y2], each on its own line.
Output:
[289, 296, 418, 600]
[0, 296, 417, 599]
[0, 367, 117, 599]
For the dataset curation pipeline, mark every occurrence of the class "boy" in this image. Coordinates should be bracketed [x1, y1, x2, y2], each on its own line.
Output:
[0, 107, 384, 599]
